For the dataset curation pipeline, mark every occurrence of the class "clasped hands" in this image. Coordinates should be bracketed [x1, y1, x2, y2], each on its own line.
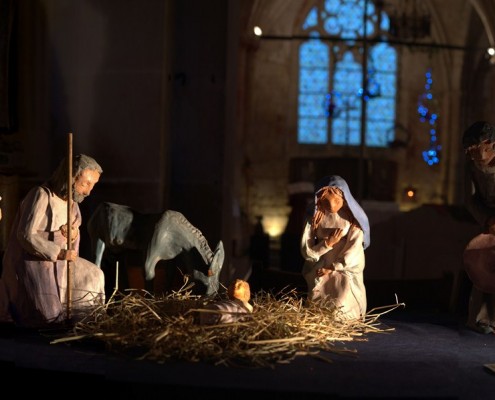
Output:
[60, 223, 79, 243]
[58, 223, 79, 261]
[324, 227, 344, 248]
[315, 228, 345, 277]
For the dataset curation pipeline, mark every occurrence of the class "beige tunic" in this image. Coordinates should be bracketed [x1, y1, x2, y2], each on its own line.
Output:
[301, 215, 366, 320]
[0, 186, 105, 327]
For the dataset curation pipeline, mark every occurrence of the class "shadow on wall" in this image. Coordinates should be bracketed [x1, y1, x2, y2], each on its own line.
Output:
[364, 204, 481, 314]
[364, 204, 480, 281]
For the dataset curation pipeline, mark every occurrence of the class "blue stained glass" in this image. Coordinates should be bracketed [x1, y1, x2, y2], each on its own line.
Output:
[334, 52, 362, 94]
[365, 20, 375, 36]
[303, 7, 318, 30]
[367, 97, 395, 120]
[299, 69, 329, 92]
[298, 118, 327, 143]
[331, 119, 346, 144]
[331, 52, 365, 144]
[298, 0, 397, 146]
[324, 16, 341, 35]
[371, 43, 396, 71]
[366, 120, 390, 146]
[377, 74, 396, 96]
[380, 12, 390, 31]
[332, 118, 361, 145]
[298, 36, 330, 143]
[339, 4, 363, 38]
[324, 0, 341, 14]
[300, 39, 329, 67]
[322, 0, 378, 37]
[299, 94, 328, 117]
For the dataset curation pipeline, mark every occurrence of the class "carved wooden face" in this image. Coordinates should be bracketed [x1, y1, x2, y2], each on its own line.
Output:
[317, 187, 344, 214]
[466, 139, 495, 169]
[73, 169, 100, 203]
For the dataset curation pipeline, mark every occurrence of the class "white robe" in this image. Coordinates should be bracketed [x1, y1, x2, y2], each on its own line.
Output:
[301, 214, 366, 320]
[0, 185, 105, 327]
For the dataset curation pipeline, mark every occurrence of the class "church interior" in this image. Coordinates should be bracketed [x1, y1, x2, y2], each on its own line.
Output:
[1, 0, 495, 398]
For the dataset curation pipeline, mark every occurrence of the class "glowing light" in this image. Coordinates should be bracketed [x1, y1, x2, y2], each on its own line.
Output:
[488, 48, 495, 65]
[261, 215, 288, 238]
[253, 26, 263, 36]
[404, 186, 417, 201]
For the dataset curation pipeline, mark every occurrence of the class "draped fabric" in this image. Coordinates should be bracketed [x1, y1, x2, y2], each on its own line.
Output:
[0, 185, 105, 327]
[301, 175, 369, 320]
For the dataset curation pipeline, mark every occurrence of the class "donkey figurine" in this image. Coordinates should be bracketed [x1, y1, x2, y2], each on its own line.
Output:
[87, 202, 224, 295]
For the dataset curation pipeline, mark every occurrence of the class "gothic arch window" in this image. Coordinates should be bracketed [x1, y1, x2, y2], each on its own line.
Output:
[298, 0, 397, 147]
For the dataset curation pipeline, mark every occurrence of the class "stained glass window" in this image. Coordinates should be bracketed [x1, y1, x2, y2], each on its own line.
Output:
[298, 0, 397, 147]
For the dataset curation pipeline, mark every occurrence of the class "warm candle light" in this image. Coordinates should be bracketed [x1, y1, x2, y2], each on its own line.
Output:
[261, 214, 288, 238]
[404, 186, 417, 200]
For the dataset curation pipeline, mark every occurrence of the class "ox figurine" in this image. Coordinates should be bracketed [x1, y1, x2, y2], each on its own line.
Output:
[87, 202, 224, 295]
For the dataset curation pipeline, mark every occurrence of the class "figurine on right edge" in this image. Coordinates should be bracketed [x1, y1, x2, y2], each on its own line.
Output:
[300, 175, 370, 320]
[462, 121, 495, 334]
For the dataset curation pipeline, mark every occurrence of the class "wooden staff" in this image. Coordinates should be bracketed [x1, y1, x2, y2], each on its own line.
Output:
[66, 132, 73, 320]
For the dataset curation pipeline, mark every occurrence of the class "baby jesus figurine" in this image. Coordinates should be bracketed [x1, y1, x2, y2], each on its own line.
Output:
[198, 279, 253, 325]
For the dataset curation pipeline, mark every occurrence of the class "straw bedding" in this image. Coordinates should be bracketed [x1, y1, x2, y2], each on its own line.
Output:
[52, 280, 403, 368]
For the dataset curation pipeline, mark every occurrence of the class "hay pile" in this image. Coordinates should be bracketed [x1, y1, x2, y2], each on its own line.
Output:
[53, 282, 403, 368]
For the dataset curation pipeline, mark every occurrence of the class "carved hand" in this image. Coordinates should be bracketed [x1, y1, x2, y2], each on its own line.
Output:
[325, 228, 344, 248]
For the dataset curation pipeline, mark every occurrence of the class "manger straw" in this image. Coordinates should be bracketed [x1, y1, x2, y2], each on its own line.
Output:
[52, 286, 402, 368]
[66, 132, 73, 320]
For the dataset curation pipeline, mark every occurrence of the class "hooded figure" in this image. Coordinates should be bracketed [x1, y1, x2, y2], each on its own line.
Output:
[462, 121, 495, 334]
[301, 175, 370, 320]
